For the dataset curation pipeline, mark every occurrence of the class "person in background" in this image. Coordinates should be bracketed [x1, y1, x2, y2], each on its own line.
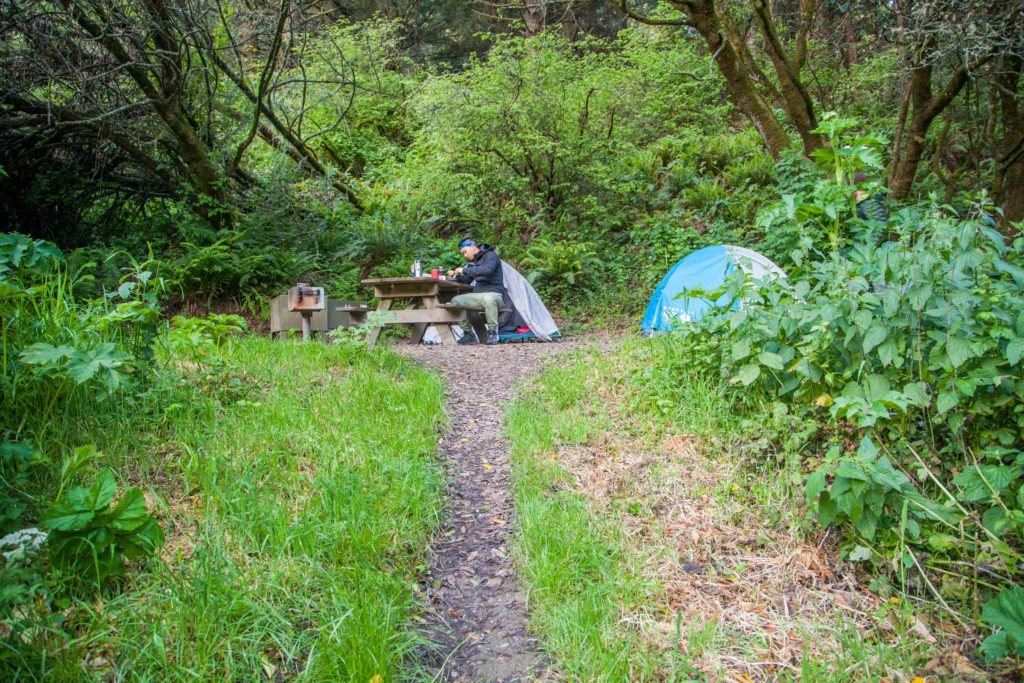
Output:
[447, 238, 506, 345]
[853, 170, 889, 222]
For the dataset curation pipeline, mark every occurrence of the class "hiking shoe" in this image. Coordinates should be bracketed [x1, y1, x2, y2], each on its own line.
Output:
[486, 329, 500, 345]
[457, 331, 478, 345]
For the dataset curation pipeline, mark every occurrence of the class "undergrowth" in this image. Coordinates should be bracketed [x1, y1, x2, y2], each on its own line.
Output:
[2, 234, 446, 680]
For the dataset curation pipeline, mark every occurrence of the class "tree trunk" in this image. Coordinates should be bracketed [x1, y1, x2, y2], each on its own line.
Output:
[889, 54, 989, 200]
[751, 0, 823, 155]
[522, 0, 545, 35]
[844, 13, 857, 68]
[70, 4, 231, 226]
[993, 56, 1024, 225]
[680, 0, 793, 157]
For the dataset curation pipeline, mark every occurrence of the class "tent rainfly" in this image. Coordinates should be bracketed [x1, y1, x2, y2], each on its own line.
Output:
[641, 245, 785, 334]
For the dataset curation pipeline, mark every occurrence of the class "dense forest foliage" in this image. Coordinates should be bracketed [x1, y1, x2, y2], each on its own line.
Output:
[3, 0, 1024, 678]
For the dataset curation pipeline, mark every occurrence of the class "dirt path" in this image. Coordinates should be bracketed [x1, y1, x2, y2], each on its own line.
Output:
[398, 337, 591, 682]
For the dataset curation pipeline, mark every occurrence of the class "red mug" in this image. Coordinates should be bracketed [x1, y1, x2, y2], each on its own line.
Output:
[430, 269, 441, 279]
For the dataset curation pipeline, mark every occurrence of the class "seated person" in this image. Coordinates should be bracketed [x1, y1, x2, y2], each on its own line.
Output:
[448, 238, 506, 345]
[853, 171, 889, 222]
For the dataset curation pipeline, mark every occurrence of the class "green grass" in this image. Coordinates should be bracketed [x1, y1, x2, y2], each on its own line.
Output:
[7, 338, 445, 681]
[505, 347, 671, 680]
[506, 337, 946, 681]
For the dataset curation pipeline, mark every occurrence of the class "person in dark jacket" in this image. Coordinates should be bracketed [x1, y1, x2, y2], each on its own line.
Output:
[447, 238, 506, 345]
[853, 171, 889, 222]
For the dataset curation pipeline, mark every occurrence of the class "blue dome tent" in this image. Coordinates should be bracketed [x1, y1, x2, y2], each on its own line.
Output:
[641, 245, 785, 334]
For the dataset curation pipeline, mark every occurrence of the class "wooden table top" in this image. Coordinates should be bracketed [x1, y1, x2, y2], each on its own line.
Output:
[361, 277, 469, 289]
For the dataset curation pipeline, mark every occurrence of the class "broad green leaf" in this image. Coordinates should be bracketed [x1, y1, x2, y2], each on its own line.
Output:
[927, 534, 958, 551]
[854, 510, 879, 539]
[953, 465, 1020, 502]
[731, 339, 752, 360]
[847, 545, 874, 562]
[981, 587, 1024, 657]
[816, 492, 838, 526]
[804, 470, 827, 502]
[982, 507, 1010, 536]
[757, 351, 784, 371]
[106, 489, 150, 532]
[980, 631, 1011, 662]
[0, 440, 39, 465]
[936, 391, 958, 414]
[19, 343, 75, 366]
[71, 469, 118, 512]
[877, 340, 898, 367]
[862, 326, 887, 353]
[40, 502, 93, 531]
[863, 374, 891, 403]
[834, 462, 870, 482]
[119, 518, 164, 559]
[909, 283, 933, 311]
[731, 364, 760, 386]
[947, 336, 973, 368]
[995, 259, 1024, 287]
[902, 382, 930, 406]
[871, 457, 910, 490]
[66, 345, 128, 385]
[857, 437, 879, 459]
[1007, 338, 1024, 366]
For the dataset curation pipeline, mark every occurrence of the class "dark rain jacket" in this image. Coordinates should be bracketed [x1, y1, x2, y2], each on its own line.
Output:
[455, 244, 506, 296]
[856, 195, 889, 222]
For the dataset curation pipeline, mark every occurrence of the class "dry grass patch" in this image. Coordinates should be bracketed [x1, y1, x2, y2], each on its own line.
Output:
[552, 424, 965, 681]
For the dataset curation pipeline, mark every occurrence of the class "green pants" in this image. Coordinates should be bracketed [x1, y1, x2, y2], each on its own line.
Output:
[451, 292, 503, 332]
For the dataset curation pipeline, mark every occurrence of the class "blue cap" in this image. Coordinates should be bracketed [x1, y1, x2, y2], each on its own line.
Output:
[459, 239, 477, 248]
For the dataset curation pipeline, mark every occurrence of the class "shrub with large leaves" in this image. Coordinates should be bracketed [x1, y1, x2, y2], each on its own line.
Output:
[40, 468, 162, 585]
[665, 158, 1024, 659]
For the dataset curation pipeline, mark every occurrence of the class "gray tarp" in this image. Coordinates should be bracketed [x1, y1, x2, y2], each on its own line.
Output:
[423, 261, 559, 343]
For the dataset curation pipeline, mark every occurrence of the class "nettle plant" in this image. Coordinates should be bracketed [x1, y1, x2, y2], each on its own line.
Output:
[672, 122, 1024, 658]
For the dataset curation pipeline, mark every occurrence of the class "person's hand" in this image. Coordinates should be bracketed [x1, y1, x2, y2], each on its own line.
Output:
[453, 267, 464, 276]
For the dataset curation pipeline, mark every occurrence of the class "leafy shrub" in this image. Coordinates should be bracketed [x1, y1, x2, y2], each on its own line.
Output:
[170, 232, 314, 301]
[347, 213, 421, 265]
[1, 234, 165, 531]
[164, 313, 248, 359]
[521, 238, 600, 289]
[665, 190, 1024, 654]
[627, 215, 703, 279]
[647, 118, 1024, 661]
[41, 464, 163, 586]
[980, 586, 1024, 661]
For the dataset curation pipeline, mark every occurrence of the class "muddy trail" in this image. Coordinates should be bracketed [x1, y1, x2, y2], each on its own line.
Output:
[398, 336, 604, 681]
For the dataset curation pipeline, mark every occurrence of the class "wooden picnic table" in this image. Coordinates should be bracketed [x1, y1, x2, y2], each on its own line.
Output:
[360, 277, 488, 347]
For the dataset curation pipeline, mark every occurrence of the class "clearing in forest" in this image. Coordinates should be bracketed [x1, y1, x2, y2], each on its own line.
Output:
[504, 338, 980, 681]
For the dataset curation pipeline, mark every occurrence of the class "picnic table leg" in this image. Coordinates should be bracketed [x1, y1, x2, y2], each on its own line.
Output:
[365, 299, 392, 348]
[408, 299, 427, 345]
[436, 323, 457, 345]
